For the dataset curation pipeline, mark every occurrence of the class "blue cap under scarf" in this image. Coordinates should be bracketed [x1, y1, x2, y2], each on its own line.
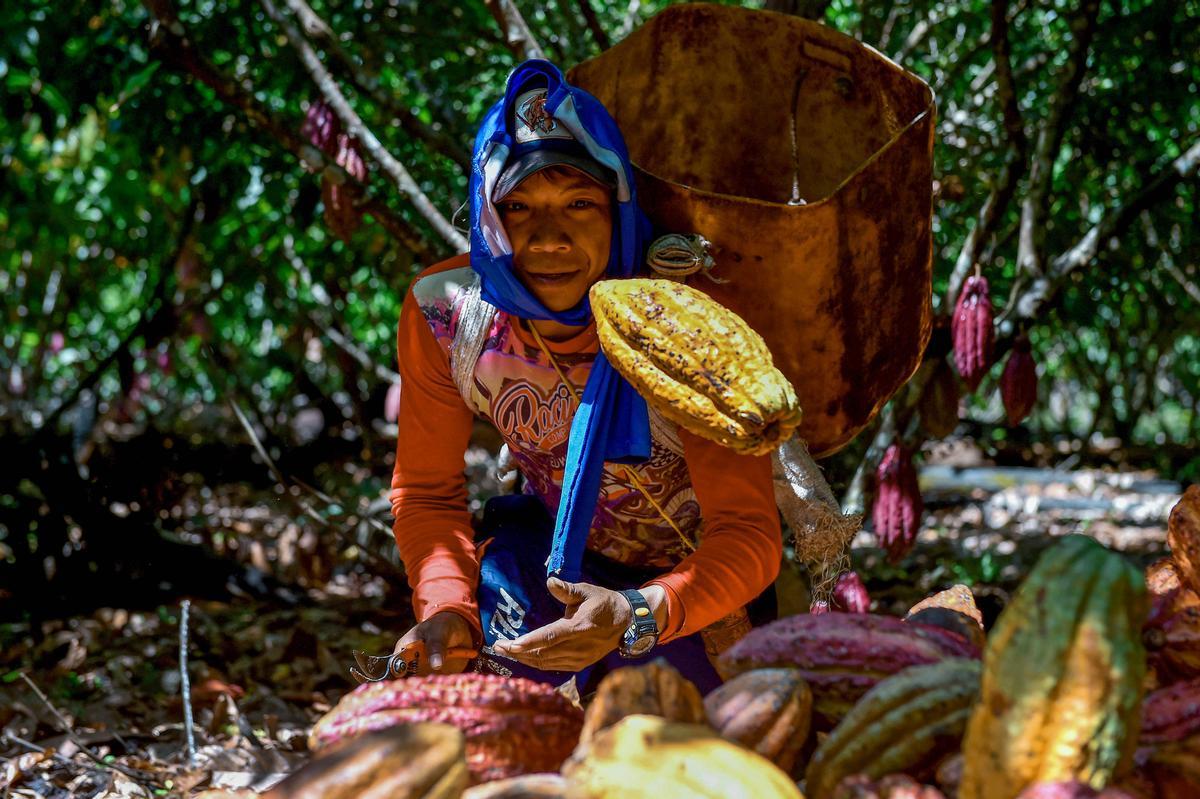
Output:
[468, 59, 654, 583]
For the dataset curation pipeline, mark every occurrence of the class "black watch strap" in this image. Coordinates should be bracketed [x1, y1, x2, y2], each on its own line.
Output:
[619, 589, 659, 637]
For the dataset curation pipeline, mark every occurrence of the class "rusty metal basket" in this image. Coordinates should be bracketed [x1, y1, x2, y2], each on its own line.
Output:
[569, 4, 935, 457]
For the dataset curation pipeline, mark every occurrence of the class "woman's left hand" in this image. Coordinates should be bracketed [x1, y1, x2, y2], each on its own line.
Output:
[492, 578, 632, 672]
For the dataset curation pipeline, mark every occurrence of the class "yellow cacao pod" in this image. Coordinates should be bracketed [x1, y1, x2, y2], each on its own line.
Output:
[590, 278, 803, 456]
[563, 714, 804, 798]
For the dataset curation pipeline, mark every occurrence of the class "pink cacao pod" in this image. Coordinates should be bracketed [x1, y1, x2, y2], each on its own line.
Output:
[833, 773, 947, 799]
[1140, 676, 1200, 745]
[1001, 335, 1038, 426]
[322, 133, 367, 242]
[951, 274, 994, 392]
[49, 331, 66, 354]
[833, 571, 871, 613]
[384, 382, 402, 423]
[872, 444, 923, 563]
[302, 99, 341, 158]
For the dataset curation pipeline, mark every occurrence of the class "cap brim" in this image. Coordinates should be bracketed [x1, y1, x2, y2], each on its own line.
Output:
[493, 150, 618, 201]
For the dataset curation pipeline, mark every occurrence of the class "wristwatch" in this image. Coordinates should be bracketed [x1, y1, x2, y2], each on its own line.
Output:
[617, 589, 660, 658]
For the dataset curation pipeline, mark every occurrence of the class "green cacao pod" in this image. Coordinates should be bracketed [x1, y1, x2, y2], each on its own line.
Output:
[590, 278, 803, 456]
[958, 535, 1149, 799]
[805, 659, 981, 799]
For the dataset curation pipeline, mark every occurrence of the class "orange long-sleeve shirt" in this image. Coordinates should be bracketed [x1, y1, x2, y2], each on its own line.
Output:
[389, 254, 782, 646]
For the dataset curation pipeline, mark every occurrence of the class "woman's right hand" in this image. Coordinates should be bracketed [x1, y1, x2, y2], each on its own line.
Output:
[394, 611, 476, 675]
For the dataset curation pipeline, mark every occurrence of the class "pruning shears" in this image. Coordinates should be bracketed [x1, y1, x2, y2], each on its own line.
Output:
[349, 642, 477, 684]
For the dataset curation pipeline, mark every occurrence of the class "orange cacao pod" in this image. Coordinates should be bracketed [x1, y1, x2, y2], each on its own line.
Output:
[951, 275, 994, 392]
[717, 612, 979, 730]
[1000, 335, 1038, 426]
[263, 724, 468, 799]
[833, 774, 947, 799]
[873, 444, 923, 563]
[308, 674, 583, 784]
[578, 659, 705, 745]
[703, 668, 813, 775]
[1168, 486, 1200, 596]
[907, 584, 984, 627]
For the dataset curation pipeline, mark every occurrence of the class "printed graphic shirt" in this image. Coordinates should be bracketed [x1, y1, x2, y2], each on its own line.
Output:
[389, 253, 782, 645]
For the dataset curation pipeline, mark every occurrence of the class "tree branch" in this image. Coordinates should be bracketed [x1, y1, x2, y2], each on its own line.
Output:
[280, 0, 472, 172]
[484, 0, 546, 60]
[1008, 137, 1200, 326]
[258, 0, 466, 251]
[574, 0, 611, 51]
[141, 0, 438, 261]
[1015, 0, 1101, 280]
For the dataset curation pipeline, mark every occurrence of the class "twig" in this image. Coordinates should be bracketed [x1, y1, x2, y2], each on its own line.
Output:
[258, 0, 466, 250]
[17, 673, 163, 793]
[574, 0, 611, 51]
[280, 0, 471, 172]
[141, 0, 438, 262]
[179, 599, 197, 767]
[484, 0, 546, 60]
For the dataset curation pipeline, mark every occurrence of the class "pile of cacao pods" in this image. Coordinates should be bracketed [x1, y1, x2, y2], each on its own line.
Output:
[196, 487, 1197, 799]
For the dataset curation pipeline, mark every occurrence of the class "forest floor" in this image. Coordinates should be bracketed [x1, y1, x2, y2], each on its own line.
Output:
[0, 438, 1183, 798]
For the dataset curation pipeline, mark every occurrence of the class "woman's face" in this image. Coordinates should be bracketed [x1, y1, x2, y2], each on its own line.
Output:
[496, 166, 613, 312]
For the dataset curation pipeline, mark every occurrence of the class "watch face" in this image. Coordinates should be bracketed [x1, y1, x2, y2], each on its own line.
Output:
[626, 633, 657, 657]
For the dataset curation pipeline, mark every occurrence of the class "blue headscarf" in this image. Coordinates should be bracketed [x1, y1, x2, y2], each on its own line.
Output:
[469, 60, 653, 583]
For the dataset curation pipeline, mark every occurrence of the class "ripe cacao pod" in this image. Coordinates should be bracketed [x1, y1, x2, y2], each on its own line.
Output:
[806, 659, 982, 799]
[1126, 737, 1200, 797]
[1146, 557, 1182, 598]
[1013, 782, 1141, 799]
[959, 535, 1149, 799]
[590, 278, 803, 456]
[1143, 581, 1200, 685]
[718, 612, 979, 730]
[462, 774, 566, 798]
[1000, 335, 1038, 426]
[811, 572, 871, 615]
[263, 724, 468, 799]
[918, 359, 961, 439]
[906, 607, 987, 654]
[1140, 677, 1200, 745]
[578, 659, 705, 745]
[1167, 486, 1200, 597]
[951, 274, 994, 392]
[872, 443, 923, 563]
[302, 99, 340, 158]
[908, 584, 983, 625]
[322, 132, 367, 243]
[563, 714, 803, 798]
[832, 774, 947, 799]
[308, 674, 583, 785]
[703, 668, 813, 775]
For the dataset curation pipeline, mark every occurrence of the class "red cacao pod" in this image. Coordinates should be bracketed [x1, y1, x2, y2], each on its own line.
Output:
[322, 133, 367, 242]
[1000, 335, 1038, 426]
[302, 99, 341, 158]
[717, 612, 979, 730]
[1140, 677, 1200, 745]
[703, 668, 813, 775]
[1168, 486, 1200, 597]
[873, 444, 923, 563]
[833, 571, 871, 613]
[833, 774, 947, 799]
[309, 674, 583, 785]
[1013, 782, 1141, 799]
[951, 274, 994, 392]
[1143, 583, 1200, 684]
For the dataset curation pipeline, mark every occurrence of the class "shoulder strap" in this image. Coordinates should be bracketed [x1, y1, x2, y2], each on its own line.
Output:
[449, 275, 498, 407]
